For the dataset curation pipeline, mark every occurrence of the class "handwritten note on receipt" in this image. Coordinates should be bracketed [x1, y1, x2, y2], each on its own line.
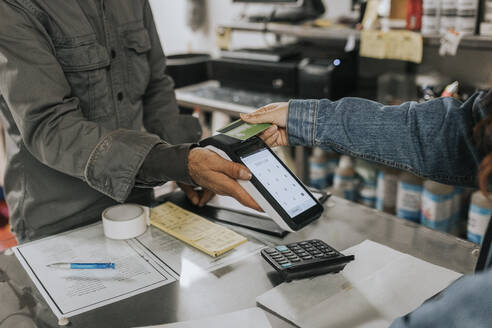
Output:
[150, 202, 247, 257]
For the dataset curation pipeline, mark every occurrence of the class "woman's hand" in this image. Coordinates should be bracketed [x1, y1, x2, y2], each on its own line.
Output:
[187, 147, 262, 211]
[240, 102, 289, 147]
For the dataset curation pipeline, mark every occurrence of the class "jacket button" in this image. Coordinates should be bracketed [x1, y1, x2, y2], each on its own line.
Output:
[117, 92, 124, 101]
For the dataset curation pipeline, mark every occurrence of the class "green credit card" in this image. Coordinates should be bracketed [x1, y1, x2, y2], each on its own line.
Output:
[217, 119, 272, 141]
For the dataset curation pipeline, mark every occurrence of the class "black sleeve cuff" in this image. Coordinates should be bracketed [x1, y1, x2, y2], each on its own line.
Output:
[135, 142, 198, 187]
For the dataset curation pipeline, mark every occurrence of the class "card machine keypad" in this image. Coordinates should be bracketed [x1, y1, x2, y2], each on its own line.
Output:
[261, 239, 354, 281]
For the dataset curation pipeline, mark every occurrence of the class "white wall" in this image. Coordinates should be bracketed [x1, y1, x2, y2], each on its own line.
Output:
[150, 0, 353, 56]
[149, 0, 211, 55]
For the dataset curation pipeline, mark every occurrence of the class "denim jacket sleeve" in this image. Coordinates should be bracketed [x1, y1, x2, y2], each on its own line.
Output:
[287, 92, 490, 188]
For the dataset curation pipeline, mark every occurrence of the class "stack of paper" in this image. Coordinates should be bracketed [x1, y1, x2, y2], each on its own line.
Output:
[256, 240, 461, 328]
[150, 202, 247, 257]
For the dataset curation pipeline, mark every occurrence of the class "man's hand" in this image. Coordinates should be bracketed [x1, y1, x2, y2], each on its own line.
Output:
[178, 183, 215, 207]
[188, 147, 262, 211]
[240, 102, 289, 147]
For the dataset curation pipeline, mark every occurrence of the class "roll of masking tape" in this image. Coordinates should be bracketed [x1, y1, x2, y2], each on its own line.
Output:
[102, 204, 150, 240]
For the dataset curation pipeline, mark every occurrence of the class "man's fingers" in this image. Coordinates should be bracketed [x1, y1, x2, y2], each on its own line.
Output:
[198, 189, 215, 207]
[188, 148, 263, 211]
[233, 186, 263, 212]
[180, 184, 199, 205]
[199, 170, 262, 212]
[220, 178, 263, 212]
[213, 157, 252, 181]
[237, 191, 263, 212]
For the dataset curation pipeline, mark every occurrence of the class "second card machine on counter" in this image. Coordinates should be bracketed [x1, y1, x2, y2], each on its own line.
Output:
[199, 134, 324, 231]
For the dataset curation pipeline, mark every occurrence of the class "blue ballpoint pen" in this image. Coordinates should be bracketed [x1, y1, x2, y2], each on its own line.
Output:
[47, 262, 116, 269]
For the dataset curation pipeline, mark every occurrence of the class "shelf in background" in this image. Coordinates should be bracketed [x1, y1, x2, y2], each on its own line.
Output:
[219, 22, 492, 50]
[219, 22, 359, 42]
[422, 34, 492, 50]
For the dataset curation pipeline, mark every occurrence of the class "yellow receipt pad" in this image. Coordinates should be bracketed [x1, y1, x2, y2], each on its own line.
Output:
[150, 202, 247, 257]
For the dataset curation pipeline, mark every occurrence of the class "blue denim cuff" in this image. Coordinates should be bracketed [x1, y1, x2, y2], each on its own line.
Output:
[287, 99, 318, 146]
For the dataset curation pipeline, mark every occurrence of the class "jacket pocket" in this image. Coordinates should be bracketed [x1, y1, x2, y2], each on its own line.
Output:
[123, 28, 152, 103]
[56, 42, 112, 121]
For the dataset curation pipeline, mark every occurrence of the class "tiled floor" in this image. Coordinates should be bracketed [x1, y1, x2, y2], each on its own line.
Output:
[0, 224, 17, 251]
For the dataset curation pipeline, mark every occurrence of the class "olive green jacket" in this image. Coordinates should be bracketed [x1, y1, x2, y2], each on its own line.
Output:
[0, 0, 201, 241]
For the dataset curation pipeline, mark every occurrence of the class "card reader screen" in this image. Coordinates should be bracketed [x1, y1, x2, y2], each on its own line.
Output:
[241, 149, 316, 218]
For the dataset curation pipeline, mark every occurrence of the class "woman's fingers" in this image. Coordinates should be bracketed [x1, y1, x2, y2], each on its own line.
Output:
[240, 102, 288, 127]
[258, 125, 278, 141]
[258, 127, 289, 147]
[252, 103, 282, 114]
[263, 130, 281, 147]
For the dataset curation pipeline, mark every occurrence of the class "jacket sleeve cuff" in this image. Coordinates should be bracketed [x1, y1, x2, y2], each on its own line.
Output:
[287, 99, 318, 146]
[135, 142, 197, 188]
[169, 143, 196, 185]
[84, 129, 162, 203]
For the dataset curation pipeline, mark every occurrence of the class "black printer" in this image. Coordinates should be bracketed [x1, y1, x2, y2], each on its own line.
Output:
[209, 57, 299, 96]
[297, 53, 358, 100]
[209, 51, 357, 100]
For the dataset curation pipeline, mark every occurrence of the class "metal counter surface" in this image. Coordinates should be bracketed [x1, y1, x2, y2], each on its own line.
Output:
[0, 196, 480, 328]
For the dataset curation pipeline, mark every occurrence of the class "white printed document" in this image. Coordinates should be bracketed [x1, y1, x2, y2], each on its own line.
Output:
[138, 308, 272, 328]
[13, 223, 178, 319]
[256, 240, 462, 328]
[14, 222, 265, 320]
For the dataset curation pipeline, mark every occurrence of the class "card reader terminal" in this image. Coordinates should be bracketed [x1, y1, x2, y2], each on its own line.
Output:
[199, 134, 324, 231]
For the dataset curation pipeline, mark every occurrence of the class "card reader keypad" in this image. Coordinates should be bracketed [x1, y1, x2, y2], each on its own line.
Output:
[261, 239, 355, 281]
[265, 240, 339, 267]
